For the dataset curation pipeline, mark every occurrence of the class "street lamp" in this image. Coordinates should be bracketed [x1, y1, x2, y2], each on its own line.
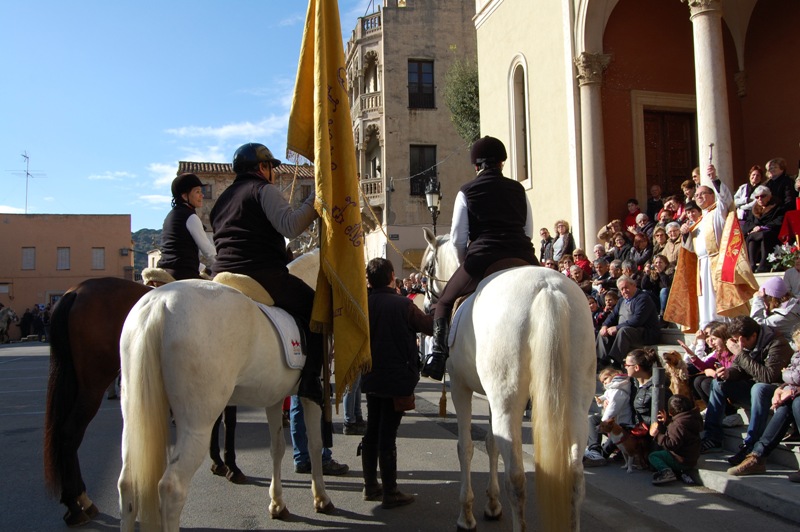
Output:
[424, 177, 442, 236]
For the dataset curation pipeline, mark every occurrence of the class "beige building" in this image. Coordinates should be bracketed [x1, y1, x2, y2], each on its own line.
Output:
[475, 0, 798, 248]
[0, 214, 133, 338]
[346, 0, 477, 275]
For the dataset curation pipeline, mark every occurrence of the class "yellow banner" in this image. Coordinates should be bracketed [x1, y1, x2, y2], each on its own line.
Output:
[287, 0, 370, 403]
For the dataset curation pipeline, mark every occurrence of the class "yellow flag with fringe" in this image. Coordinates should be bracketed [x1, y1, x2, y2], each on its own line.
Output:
[287, 0, 370, 404]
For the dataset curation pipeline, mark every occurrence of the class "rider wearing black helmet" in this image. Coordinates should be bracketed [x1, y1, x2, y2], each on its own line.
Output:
[211, 143, 323, 403]
[158, 173, 217, 280]
[421, 136, 537, 381]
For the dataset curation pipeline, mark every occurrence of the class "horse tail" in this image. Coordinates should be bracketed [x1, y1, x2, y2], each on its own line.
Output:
[43, 289, 78, 497]
[121, 298, 169, 527]
[529, 286, 575, 532]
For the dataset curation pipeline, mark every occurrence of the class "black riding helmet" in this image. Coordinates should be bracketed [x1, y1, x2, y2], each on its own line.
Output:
[470, 136, 507, 166]
[171, 173, 204, 200]
[233, 142, 282, 173]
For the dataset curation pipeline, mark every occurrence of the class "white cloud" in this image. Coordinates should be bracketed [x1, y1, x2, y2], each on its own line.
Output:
[0, 205, 25, 214]
[43, 196, 55, 202]
[277, 13, 303, 27]
[165, 115, 289, 141]
[139, 194, 171, 206]
[87, 170, 135, 181]
[179, 145, 227, 163]
[148, 163, 178, 188]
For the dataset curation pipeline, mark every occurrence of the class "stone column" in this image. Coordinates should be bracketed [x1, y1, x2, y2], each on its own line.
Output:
[575, 52, 611, 246]
[684, 0, 733, 189]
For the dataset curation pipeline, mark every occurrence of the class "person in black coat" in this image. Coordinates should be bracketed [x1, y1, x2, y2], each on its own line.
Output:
[596, 276, 660, 367]
[742, 185, 784, 273]
[361, 258, 433, 508]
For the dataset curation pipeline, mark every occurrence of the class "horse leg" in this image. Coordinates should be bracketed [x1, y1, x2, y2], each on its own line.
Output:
[208, 413, 227, 476]
[265, 404, 289, 519]
[118, 421, 137, 532]
[451, 381, 477, 532]
[222, 406, 247, 483]
[299, 397, 334, 514]
[159, 429, 210, 531]
[483, 421, 502, 521]
[491, 407, 527, 532]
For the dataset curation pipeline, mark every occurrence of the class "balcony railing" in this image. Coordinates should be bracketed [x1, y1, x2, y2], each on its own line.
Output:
[360, 91, 382, 115]
[360, 175, 384, 206]
[362, 13, 382, 35]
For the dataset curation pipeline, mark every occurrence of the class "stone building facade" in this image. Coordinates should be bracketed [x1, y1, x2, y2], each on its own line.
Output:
[345, 0, 477, 275]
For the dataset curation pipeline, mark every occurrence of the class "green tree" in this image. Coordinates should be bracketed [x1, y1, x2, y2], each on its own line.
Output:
[443, 57, 480, 144]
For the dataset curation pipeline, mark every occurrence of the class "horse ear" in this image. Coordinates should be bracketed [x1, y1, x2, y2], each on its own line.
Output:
[422, 227, 437, 248]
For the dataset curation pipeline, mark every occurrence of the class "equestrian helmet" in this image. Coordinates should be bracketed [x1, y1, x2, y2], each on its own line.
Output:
[470, 136, 507, 166]
[171, 173, 205, 199]
[233, 142, 282, 173]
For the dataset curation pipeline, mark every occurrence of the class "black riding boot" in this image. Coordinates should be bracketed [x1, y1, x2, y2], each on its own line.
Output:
[379, 449, 414, 509]
[421, 317, 449, 381]
[359, 439, 382, 501]
[297, 332, 324, 406]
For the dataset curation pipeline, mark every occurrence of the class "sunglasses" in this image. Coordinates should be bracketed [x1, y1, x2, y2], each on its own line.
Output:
[754, 195, 768, 199]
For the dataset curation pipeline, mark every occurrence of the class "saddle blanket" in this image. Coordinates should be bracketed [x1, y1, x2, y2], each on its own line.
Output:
[255, 302, 306, 369]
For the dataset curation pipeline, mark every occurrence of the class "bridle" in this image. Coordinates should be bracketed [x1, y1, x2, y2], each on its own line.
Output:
[422, 244, 448, 305]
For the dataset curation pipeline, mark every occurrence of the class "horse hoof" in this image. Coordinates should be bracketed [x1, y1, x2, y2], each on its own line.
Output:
[63, 509, 90, 528]
[483, 509, 501, 521]
[270, 506, 291, 520]
[83, 504, 100, 519]
[226, 468, 248, 484]
[210, 463, 229, 477]
[456, 525, 477, 532]
[316, 501, 336, 515]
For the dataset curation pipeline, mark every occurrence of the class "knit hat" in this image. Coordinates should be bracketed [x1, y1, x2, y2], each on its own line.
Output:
[762, 277, 789, 299]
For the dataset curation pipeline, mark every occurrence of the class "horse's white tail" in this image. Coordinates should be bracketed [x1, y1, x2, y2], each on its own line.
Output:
[529, 287, 577, 532]
[121, 299, 170, 529]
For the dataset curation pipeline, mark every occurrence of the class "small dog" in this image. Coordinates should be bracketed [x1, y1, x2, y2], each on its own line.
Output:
[598, 418, 649, 473]
[661, 350, 692, 398]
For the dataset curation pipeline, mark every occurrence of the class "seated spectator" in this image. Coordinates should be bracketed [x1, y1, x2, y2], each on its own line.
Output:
[588, 295, 604, 333]
[572, 248, 593, 278]
[681, 179, 696, 204]
[647, 184, 664, 221]
[593, 243, 612, 263]
[539, 227, 554, 262]
[648, 395, 703, 485]
[626, 348, 671, 428]
[784, 255, 800, 298]
[743, 185, 784, 272]
[609, 259, 623, 285]
[630, 213, 655, 240]
[542, 258, 558, 270]
[655, 209, 675, 229]
[662, 196, 686, 223]
[584, 367, 634, 467]
[596, 291, 620, 328]
[558, 254, 575, 277]
[610, 232, 632, 263]
[766, 157, 797, 214]
[734, 164, 764, 220]
[678, 322, 736, 408]
[652, 226, 668, 257]
[597, 219, 626, 252]
[596, 276, 660, 368]
[640, 255, 673, 318]
[629, 233, 653, 271]
[591, 258, 614, 299]
[624, 199, 642, 236]
[727, 329, 800, 481]
[700, 316, 793, 467]
[684, 201, 702, 225]
[750, 277, 800, 338]
[552, 219, 576, 262]
[621, 259, 640, 284]
[662, 222, 682, 268]
[569, 265, 592, 294]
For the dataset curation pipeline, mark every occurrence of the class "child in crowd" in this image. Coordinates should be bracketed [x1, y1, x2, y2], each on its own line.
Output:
[649, 394, 703, 485]
[589, 296, 603, 334]
[596, 291, 619, 328]
[584, 366, 633, 466]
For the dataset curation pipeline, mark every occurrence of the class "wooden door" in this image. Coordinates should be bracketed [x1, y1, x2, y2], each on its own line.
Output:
[644, 111, 698, 197]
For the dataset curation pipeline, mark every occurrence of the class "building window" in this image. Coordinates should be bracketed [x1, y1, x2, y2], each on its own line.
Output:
[57, 247, 71, 270]
[409, 145, 437, 196]
[408, 60, 434, 109]
[92, 248, 105, 270]
[202, 184, 212, 199]
[510, 59, 530, 183]
[21, 247, 35, 270]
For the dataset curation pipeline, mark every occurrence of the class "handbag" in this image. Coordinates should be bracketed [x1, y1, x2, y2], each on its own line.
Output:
[393, 394, 415, 412]
[630, 421, 649, 437]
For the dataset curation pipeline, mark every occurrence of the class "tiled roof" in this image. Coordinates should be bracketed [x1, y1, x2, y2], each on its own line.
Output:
[177, 161, 315, 179]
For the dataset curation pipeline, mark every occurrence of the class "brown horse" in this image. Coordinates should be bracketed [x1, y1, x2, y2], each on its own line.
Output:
[43, 277, 242, 526]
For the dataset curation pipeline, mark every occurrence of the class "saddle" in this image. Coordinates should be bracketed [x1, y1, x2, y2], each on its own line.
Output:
[141, 267, 176, 287]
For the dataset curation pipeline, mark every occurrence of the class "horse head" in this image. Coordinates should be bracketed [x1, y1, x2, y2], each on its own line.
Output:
[421, 227, 458, 313]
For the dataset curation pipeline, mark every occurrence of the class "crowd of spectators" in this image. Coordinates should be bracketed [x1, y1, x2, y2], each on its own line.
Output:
[534, 157, 800, 485]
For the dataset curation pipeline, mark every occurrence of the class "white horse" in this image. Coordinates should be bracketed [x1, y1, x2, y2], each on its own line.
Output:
[0, 307, 18, 343]
[118, 251, 332, 531]
[421, 228, 595, 532]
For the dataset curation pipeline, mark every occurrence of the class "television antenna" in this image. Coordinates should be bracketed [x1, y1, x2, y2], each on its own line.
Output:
[10, 151, 47, 214]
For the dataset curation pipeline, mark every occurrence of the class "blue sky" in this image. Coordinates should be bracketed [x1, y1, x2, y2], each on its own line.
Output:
[0, 0, 378, 231]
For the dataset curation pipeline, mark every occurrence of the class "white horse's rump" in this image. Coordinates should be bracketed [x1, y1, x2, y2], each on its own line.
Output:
[118, 252, 330, 531]
[422, 229, 595, 532]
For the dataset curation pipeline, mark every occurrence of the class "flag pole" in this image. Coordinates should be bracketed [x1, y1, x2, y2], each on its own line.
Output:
[319, 221, 334, 448]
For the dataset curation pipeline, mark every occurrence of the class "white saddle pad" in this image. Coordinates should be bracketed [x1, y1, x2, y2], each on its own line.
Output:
[448, 293, 476, 347]
[255, 302, 306, 369]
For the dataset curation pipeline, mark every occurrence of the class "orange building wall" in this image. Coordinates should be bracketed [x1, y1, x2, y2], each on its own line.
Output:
[0, 214, 133, 339]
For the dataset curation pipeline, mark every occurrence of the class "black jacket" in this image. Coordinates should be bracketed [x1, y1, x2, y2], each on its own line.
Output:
[362, 286, 433, 397]
[158, 203, 200, 278]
